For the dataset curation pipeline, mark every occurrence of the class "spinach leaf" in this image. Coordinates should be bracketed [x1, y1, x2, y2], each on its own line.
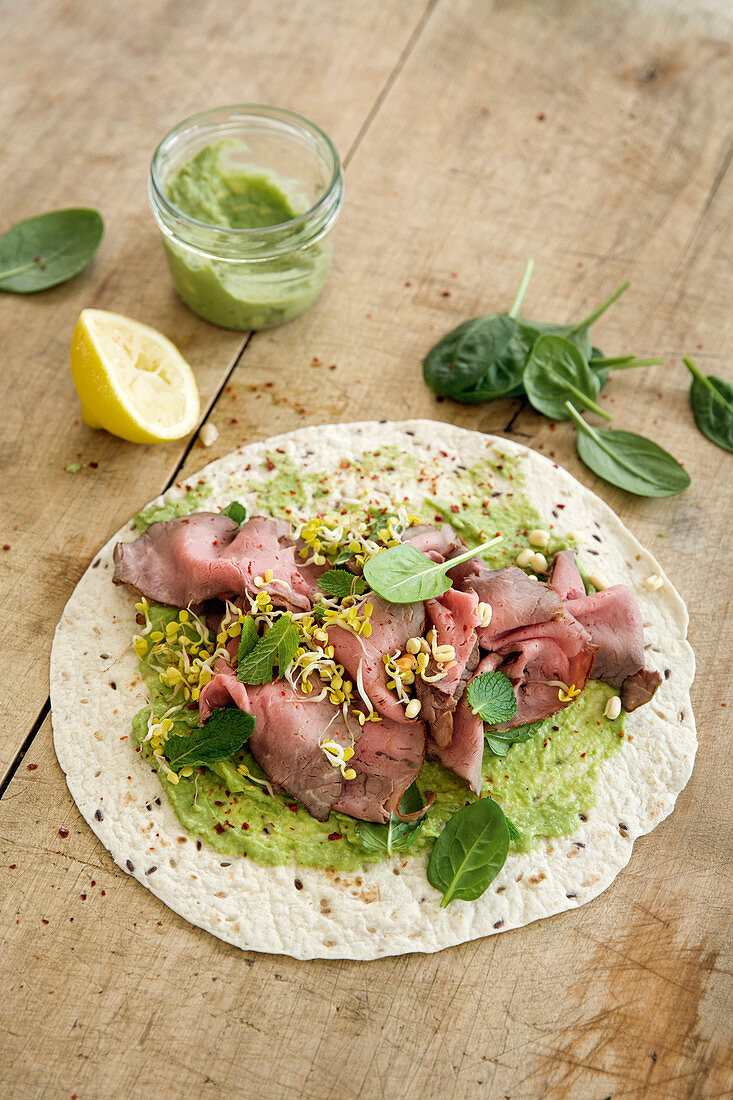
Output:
[422, 313, 522, 403]
[685, 358, 733, 453]
[363, 535, 502, 604]
[566, 402, 691, 497]
[0, 208, 103, 293]
[356, 782, 427, 855]
[237, 614, 299, 684]
[317, 569, 367, 598]
[221, 501, 248, 525]
[165, 708, 254, 771]
[524, 335, 611, 421]
[485, 722, 540, 758]
[427, 798, 510, 907]
[505, 816, 521, 843]
[466, 671, 517, 726]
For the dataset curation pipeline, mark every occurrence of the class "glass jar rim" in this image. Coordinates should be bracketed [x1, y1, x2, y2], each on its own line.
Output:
[150, 103, 343, 238]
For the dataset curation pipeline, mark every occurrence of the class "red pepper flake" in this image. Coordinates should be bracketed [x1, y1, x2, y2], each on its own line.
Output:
[88, 461, 99, 469]
[441, 290, 451, 297]
[27, 763, 38, 770]
[450, 504, 460, 513]
[241, 822, 249, 830]
[265, 457, 275, 471]
[288, 804, 298, 813]
[230, 418, 238, 425]
[101, 890, 106, 896]
[328, 832, 342, 841]
[9, 864, 16, 869]
[2, 544, 10, 551]
[58, 827, 69, 838]
[214, 823, 225, 834]
[80, 894, 87, 900]
[580, 752, 586, 758]
[42, 918, 49, 924]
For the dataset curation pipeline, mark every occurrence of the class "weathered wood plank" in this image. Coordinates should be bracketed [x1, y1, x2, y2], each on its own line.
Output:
[0, 0, 433, 777]
[1, 0, 732, 1097]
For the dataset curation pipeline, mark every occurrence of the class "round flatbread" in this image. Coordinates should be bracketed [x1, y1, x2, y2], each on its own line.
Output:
[50, 420, 696, 959]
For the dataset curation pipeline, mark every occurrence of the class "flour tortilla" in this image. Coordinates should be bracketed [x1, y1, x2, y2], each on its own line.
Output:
[51, 420, 696, 960]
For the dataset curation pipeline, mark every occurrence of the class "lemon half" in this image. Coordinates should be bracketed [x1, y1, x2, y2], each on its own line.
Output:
[70, 309, 200, 443]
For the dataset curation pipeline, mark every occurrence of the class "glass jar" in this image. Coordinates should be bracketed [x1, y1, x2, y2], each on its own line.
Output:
[149, 105, 343, 330]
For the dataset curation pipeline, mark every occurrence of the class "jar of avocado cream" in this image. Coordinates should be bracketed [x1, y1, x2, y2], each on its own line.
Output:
[149, 105, 343, 330]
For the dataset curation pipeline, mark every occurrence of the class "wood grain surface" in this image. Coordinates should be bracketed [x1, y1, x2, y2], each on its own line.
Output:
[1, 0, 732, 1097]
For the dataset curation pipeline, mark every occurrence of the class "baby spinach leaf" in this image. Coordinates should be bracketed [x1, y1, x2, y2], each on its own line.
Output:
[566, 402, 691, 497]
[505, 816, 521, 843]
[318, 569, 367, 599]
[356, 782, 427, 855]
[0, 208, 104, 293]
[422, 313, 521, 403]
[524, 335, 611, 421]
[466, 671, 517, 726]
[363, 535, 502, 604]
[221, 501, 248, 525]
[237, 614, 299, 684]
[427, 798, 510, 907]
[165, 708, 255, 771]
[685, 358, 733, 453]
[485, 722, 540, 758]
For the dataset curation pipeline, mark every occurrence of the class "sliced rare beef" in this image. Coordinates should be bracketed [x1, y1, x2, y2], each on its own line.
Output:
[402, 524, 466, 562]
[449, 561, 563, 645]
[246, 681, 347, 821]
[326, 595, 426, 722]
[416, 588, 480, 749]
[428, 689, 485, 795]
[113, 513, 316, 612]
[486, 616, 596, 729]
[198, 657, 251, 720]
[565, 586, 644, 687]
[620, 667, 662, 711]
[331, 715, 427, 823]
[548, 550, 586, 602]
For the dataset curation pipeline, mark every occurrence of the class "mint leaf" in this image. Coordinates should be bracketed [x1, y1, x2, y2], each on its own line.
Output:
[164, 708, 254, 771]
[237, 615, 259, 662]
[222, 501, 248, 525]
[237, 614, 299, 685]
[467, 672, 518, 726]
[318, 569, 367, 599]
[484, 722, 540, 757]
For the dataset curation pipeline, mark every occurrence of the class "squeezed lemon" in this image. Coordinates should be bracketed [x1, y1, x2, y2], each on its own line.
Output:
[70, 309, 200, 443]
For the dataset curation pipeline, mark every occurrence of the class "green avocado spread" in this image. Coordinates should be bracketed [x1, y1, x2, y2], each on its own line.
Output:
[162, 140, 332, 331]
[131, 446, 625, 872]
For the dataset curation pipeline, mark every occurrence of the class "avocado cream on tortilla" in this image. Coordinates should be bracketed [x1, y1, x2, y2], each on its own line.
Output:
[51, 421, 695, 959]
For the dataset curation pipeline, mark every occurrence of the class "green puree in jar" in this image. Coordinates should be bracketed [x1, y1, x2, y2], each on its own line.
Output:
[163, 140, 331, 329]
[130, 447, 627, 874]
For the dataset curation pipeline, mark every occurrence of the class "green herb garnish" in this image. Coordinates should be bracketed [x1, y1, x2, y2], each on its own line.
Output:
[363, 535, 502, 604]
[317, 569, 368, 599]
[164, 708, 254, 771]
[523, 334, 611, 421]
[466, 671, 518, 726]
[685, 358, 733, 453]
[356, 782, 427, 855]
[237, 614, 299, 684]
[221, 501, 248, 525]
[237, 614, 259, 662]
[427, 798, 510, 907]
[484, 722, 540, 758]
[0, 208, 103, 293]
[566, 402, 691, 498]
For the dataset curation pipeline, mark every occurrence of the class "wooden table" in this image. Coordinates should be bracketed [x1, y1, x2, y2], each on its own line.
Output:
[1, 1, 731, 1096]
